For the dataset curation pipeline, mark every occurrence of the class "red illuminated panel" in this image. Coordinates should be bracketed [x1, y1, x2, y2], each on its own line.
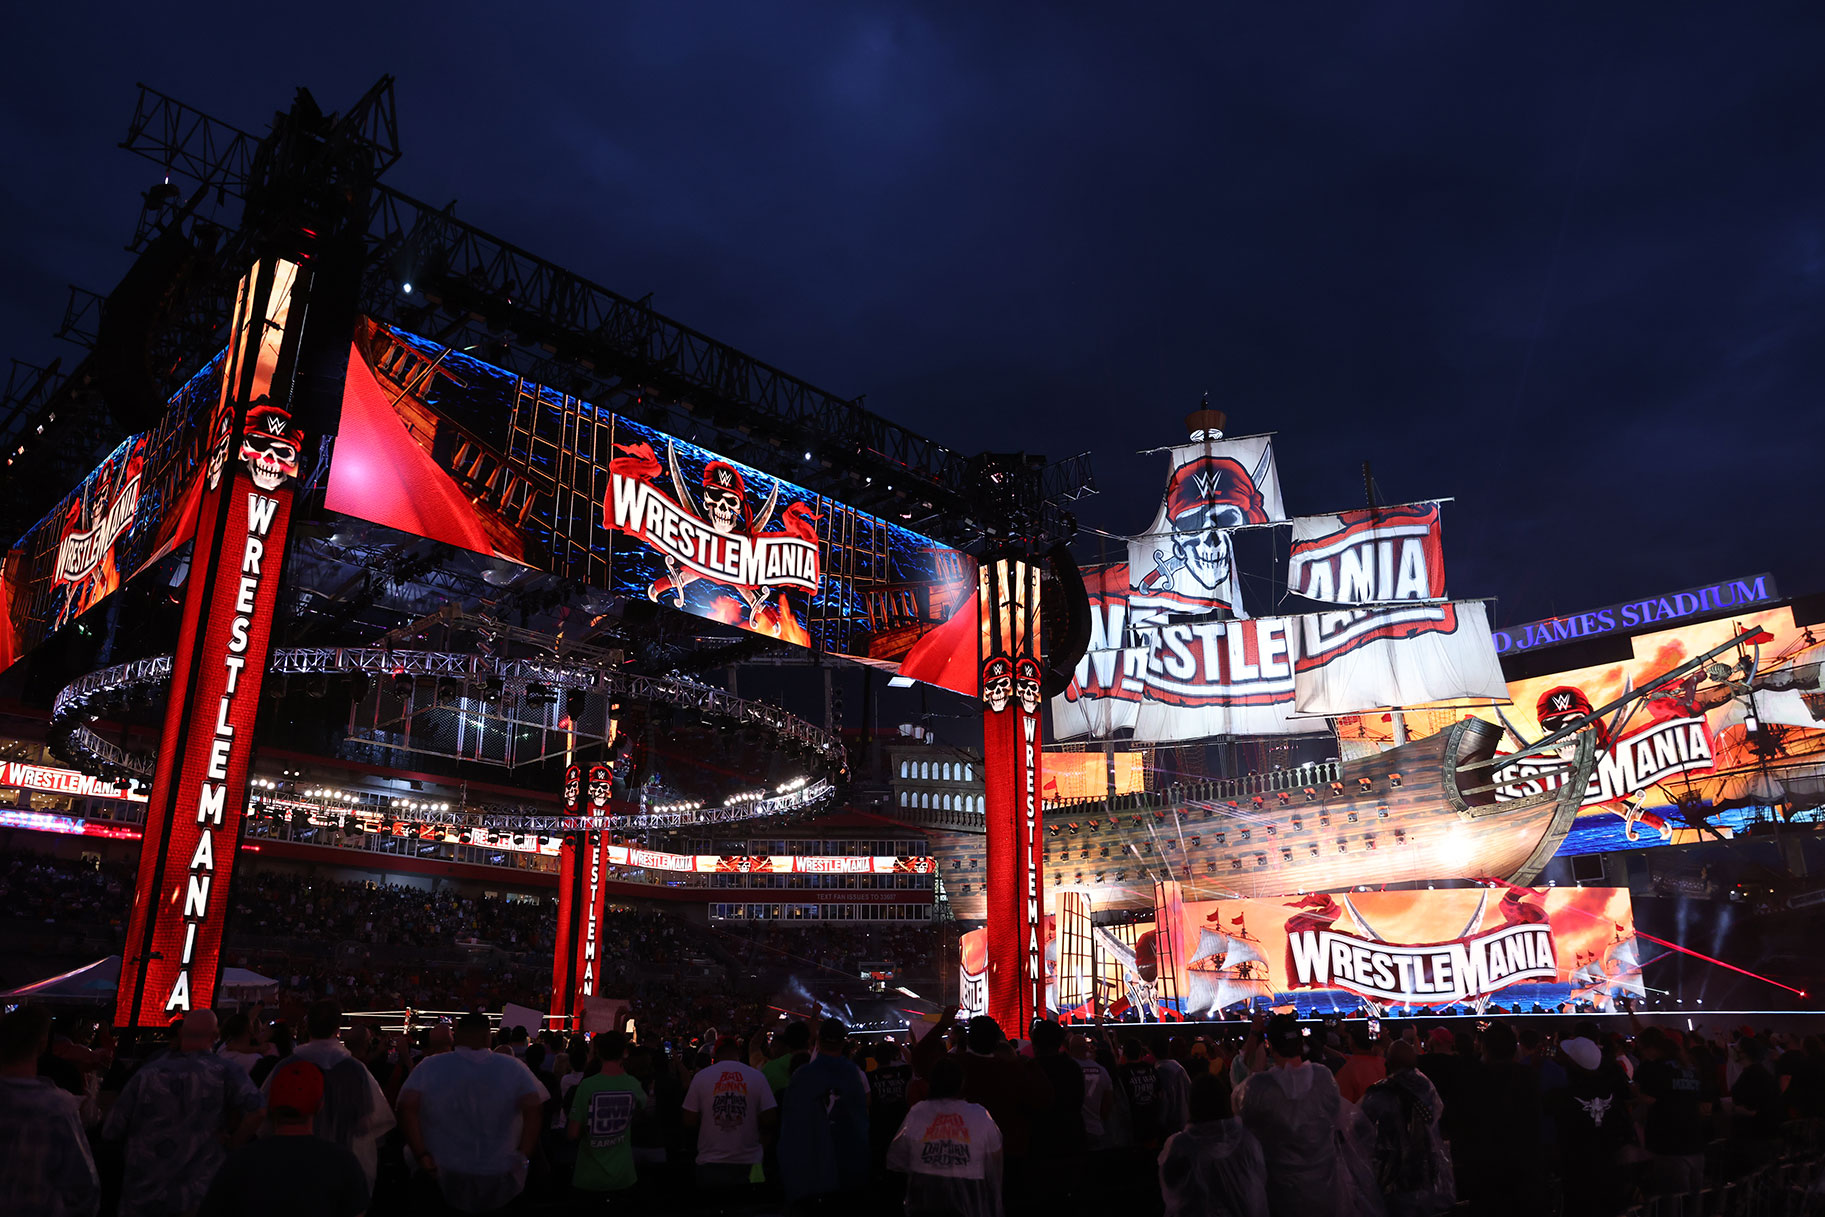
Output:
[551, 836, 580, 1024]
[0, 760, 146, 801]
[115, 259, 307, 1028]
[571, 831, 608, 1015]
[979, 557, 1046, 1033]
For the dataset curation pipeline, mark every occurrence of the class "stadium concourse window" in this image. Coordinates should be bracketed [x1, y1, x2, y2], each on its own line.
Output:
[707, 902, 932, 921]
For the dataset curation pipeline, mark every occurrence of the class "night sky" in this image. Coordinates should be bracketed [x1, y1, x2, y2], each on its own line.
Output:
[4, 4, 1822, 626]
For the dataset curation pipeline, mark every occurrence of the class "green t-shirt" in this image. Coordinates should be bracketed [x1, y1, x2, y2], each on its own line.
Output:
[762, 1052, 793, 1096]
[569, 1072, 648, 1192]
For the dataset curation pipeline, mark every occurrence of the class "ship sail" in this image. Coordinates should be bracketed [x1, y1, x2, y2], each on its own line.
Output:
[1050, 422, 1506, 742]
[1287, 503, 1447, 605]
[1126, 434, 1286, 621]
[1056, 431, 1316, 741]
[1290, 600, 1511, 716]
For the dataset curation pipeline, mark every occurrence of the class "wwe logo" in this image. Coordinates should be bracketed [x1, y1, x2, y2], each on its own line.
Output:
[1551, 694, 1573, 712]
[1192, 470, 1222, 500]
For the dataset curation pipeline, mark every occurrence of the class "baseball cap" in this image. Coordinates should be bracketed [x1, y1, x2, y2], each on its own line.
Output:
[818, 1017, 849, 1047]
[966, 1015, 1006, 1053]
[1428, 1026, 1455, 1050]
[268, 1059, 325, 1118]
[1264, 1013, 1304, 1057]
[1561, 1036, 1602, 1072]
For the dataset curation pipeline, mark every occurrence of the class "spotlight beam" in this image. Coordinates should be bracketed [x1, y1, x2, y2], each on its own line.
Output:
[1630, 930, 1807, 998]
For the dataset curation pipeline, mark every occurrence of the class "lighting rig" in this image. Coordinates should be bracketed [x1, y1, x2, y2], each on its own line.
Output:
[0, 78, 1094, 553]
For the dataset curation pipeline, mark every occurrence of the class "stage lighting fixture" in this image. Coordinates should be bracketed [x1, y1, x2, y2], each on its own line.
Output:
[143, 179, 180, 209]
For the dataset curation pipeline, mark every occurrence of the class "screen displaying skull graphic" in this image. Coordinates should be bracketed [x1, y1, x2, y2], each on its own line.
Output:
[238, 400, 303, 491]
[587, 762, 613, 814]
[982, 656, 1014, 714]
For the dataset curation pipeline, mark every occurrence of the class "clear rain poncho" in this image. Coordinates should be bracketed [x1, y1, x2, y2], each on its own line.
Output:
[1358, 1068, 1455, 1217]
[886, 1098, 1005, 1217]
[1234, 1061, 1385, 1217]
[1158, 1117, 1271, 1217]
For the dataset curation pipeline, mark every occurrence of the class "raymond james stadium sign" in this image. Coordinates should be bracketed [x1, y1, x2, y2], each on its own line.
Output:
[1495, 575, 1778, 656]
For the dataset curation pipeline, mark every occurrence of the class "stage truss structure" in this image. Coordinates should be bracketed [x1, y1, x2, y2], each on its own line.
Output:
[50, 646, 844, 786]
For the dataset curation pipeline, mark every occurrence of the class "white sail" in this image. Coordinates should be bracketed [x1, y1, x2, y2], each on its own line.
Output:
[1052, 600, 1325, 740]
[1288, 503, 1447, 604]
[1291, 600, 1509, 717]
[1127, 436, 1285, 621]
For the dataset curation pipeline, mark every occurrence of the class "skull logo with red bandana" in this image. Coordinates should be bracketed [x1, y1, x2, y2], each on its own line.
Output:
[238, 399, 303, 491]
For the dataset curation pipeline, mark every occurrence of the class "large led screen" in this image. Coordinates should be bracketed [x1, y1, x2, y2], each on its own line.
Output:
[325, 319, 979, 692]
[962, 885, 1644, 1020]
[1337, 604, 1825, 857]
[0, 355, 225, 671]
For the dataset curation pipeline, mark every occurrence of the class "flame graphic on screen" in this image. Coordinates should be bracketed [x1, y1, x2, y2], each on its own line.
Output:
[706, 595, 812, 648]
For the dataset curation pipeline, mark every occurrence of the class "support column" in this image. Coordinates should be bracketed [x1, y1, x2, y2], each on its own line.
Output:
[550, 764, 584, 1025]
[979, 555, 1046, 1035]
[115, 258, 314, 1028]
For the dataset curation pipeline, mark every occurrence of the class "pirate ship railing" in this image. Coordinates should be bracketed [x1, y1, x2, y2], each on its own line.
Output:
[889, 760, 1349, 836]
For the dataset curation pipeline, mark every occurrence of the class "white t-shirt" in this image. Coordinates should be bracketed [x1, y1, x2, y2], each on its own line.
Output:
[398, 1045, 549, 1208]
[682, 1060, 776, 1164]
[217, 1047, 262, 1075]
[891, 1098, 1003, 1179]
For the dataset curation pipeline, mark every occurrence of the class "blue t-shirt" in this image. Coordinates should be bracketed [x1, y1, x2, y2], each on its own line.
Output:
[778, 1053, 870, 1201]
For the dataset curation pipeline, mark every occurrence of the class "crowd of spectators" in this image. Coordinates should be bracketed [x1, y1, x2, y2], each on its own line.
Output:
[0, 851, 132, 938]
[707, 919, 942, 979]
[6, 989, 1825, 1217]
[228, 871, 555, 953]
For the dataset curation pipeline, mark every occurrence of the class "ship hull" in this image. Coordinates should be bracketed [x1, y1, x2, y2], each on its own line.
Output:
[930, 719, 1597, 921]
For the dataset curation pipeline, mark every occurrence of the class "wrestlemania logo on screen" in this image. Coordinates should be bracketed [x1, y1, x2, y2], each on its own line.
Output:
[0, 353, 227, 673]
[606, 423, 821, 633]
[324, 319, 981, 692]
[1045, 887, 1642, 1019]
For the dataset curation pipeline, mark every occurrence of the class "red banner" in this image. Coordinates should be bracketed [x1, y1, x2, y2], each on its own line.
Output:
[551, 835, 581, 1023]
[116, 260, 309, 1027]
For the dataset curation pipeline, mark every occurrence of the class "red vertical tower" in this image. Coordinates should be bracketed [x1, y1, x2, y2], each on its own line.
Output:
[552, 763, 612, 1030]
[550, 764, 584, 1024]
[979, 556, 1047, 1035]
[115, 259, 312, 1028]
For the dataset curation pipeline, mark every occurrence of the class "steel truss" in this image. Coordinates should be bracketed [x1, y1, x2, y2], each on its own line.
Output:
[5, 79, 1094, 546]
[50, 646, 845, 776]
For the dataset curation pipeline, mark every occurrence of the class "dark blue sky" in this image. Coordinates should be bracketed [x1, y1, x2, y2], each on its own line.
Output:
[4, 3, 1822, 624]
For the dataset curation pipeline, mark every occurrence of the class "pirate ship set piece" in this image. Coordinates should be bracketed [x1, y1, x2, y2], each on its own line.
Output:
[1021, 404, 1774, 908]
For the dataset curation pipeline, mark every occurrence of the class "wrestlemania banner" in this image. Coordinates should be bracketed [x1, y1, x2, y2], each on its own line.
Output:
[604, 844, 936, 875]
[117, 259, 311, 1026]
[1063, 887, 1641, 1019]
[0, 354, 227, 672]
[324, 319, 981, 694]
[1288, 503, 1447, 606]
